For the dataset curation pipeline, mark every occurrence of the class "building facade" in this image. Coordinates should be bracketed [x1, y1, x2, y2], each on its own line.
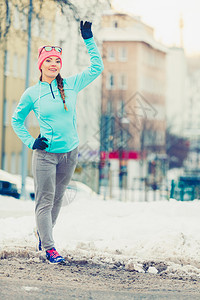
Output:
[0, 1, 56, 176]
[166, 47, 187, 135]
[100, 11, 168, 187]
[183, 55, 200, 172]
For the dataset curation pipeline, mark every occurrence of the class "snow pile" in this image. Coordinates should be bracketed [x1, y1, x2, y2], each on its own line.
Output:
[1, 190, 200, 278]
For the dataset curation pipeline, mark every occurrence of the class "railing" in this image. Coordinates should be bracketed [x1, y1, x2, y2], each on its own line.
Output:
[170, 179, 200, 201]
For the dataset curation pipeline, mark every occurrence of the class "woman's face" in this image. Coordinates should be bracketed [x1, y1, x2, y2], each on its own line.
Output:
[41, 56, 61, 81]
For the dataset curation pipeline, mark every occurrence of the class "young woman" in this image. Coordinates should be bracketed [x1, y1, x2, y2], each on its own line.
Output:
[12, 21, 104, 264]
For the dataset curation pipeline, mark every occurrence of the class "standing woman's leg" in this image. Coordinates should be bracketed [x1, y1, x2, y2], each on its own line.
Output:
[51, 146, 79, 227]
[32, 149, 57, 250]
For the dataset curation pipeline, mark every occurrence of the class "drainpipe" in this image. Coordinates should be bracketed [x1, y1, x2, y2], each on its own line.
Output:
[1, 47, 7, 169]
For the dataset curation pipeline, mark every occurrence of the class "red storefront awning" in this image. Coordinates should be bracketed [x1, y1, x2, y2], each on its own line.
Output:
[100, 151, 140, 160]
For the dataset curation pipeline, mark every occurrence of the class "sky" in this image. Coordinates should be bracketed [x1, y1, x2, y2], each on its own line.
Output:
[112, 0, 200, 55]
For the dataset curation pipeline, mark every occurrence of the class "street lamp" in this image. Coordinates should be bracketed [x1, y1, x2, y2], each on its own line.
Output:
[119, 116, 129, 197]
[21, 0, 32, 200]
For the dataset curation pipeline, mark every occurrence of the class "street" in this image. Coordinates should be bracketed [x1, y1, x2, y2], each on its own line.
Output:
[1, 254, 200, 300]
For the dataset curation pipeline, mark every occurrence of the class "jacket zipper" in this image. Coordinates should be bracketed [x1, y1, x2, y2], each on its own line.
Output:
[49, 83, 55, 99]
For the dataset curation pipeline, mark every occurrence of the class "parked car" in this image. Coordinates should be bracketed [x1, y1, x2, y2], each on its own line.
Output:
[0, 180, 20, 199]
[0, 169, 96, 201]
[0, 169, 34, 200]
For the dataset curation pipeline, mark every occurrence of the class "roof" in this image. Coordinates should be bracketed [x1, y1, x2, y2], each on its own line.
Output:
[102, 9, 141, 20]
[99, 28, 168, 53]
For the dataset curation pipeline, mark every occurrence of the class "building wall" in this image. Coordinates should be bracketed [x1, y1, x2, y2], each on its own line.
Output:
[102, 39, 166, 152]
[0, 1, 56, 175]
[102, 41, 139, 110]
[99, 11, 168, 188]
[166, 47, 187, 135]
[139, 42, 166, 150]
[0, 52, 4, 168]
[101, 12, 154, 37]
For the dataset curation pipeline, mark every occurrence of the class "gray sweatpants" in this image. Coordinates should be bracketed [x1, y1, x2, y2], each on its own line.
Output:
[32, 146, 78, 251]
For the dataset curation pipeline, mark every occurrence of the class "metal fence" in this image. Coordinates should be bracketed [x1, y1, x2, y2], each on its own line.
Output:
[73, 161, 170, 202]
[170, 179, 200, 201]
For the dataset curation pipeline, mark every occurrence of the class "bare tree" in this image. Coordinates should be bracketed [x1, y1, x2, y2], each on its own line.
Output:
[0, 0, 111, 46]
[0, 0, 11, 43]
[166, 126, 189, 169]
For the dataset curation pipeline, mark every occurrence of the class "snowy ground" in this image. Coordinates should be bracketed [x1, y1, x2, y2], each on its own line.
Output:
[1, 181, 200, 279]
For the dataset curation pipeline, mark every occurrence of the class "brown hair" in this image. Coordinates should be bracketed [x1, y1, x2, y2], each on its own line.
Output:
[40, 73, 68, 111]
[56, 73, 68, 111]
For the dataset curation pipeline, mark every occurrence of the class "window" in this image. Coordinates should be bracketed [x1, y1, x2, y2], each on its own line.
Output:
[4, 50, 10, 76]
[2, 153, 8, 172]
[156, 55, 164, 69]
[33, 18, 39, 36]
[113, 21, 118, 28]
[47, 20, 52, 40]
[3, 100, 9, 126]
[107, 47, 115, 61]
[31, 58, 38, 81]
[117, 100, 125, 117]
[11, 153, 16, 174]
[118, 73, 127, 90]
[119, 47, 127, 61]
[106, 72, 115, 90]
[20, 55, 26, 79]
[153, 104, 166, 121]
[40, 18, 45, 39]
[144, 48, 157, 66]
[144, 130, 154, 146]
[12, 100, 17, 118]
[144, 130, 165, 146]
[120, 100, 125, 116]
[13, 6, 20, 29]
[18, 152, 22, 174]
[20, 11, 27, 31]
[156, 131, 165, 145]
[13, 53, 18, 77]
[107, 100, 113, 114]
[141, 76, 163, 96]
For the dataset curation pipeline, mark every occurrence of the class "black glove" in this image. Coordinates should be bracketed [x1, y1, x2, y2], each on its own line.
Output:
[32, 134, 48, 150]
[80, 21, 93, 40]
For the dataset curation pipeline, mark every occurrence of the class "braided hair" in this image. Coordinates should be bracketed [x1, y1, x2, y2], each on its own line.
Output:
[39, 73, 68, 111]
[56, 73, 68, 111]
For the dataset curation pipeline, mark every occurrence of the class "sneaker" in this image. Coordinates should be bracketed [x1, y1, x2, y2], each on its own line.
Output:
[34, 229, 42, 251]
[46, 248, 66, 264]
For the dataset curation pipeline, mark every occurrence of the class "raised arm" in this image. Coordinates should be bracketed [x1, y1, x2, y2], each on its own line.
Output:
[73, 21, 104, 93]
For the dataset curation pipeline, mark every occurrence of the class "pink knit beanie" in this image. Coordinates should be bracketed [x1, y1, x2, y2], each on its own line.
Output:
[38, 46, 62, 71]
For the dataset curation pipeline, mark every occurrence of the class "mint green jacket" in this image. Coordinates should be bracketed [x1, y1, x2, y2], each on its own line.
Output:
[11, 37, 104, 153]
